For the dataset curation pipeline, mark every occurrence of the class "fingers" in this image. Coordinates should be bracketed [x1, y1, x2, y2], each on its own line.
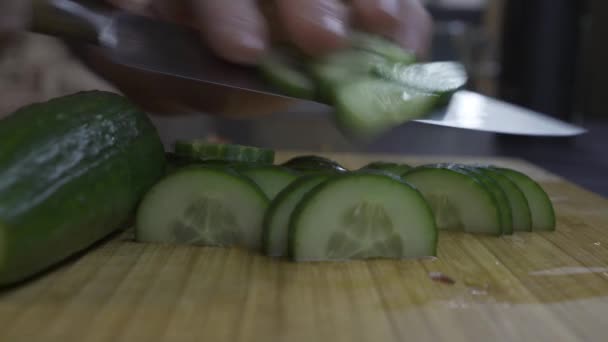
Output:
[351, 0, 401, 35]
[391, 0, 434, 58]
[192, 0, 269, 65]
[275, 0, 349, 57]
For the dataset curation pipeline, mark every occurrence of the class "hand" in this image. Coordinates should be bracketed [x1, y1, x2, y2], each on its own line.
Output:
[108, 0, 434, 63]
[88, 0, 433, 116]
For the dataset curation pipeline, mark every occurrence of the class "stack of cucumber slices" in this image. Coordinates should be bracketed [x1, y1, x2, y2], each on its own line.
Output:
[258, 32, 468, 139]
[135, 142, 556, 262]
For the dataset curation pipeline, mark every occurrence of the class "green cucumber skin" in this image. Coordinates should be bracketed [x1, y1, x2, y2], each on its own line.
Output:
[491, 167, 556, 231]
[359, 162, 412, 176]
[476, 167, 533, 232]
[0, 91, 166, 286]
[174, 141, 275, 165]
[281, 155, 348, 173]
[451, 166, 513, 235]
[288, 173, 437, 260]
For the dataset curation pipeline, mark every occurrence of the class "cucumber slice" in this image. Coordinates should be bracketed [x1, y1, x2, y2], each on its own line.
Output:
[451, 165, 513, 235]
[476, 167, 532, 232]
[238, 165, 299, 199]
[310, 50, 387, 102]
[334, 78, 439, 138]
[174, 141, 274, 164]
[165, 153, 237, 174]
[136, 166, 269, 251]
[349, 31, 416, 64]
[374, 61, 467, 95]
[259, 47, 317, 100]
[401, 167, 501, 235]
[281, 155, 348, 173]
[359, 161, 412, 175]
[263, 174, 331, 256]
[290, 173, 437, 261]
[491, 167, 556, 231]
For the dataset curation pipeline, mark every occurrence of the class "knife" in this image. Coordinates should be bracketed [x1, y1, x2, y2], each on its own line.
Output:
[28, 0, 587, 137]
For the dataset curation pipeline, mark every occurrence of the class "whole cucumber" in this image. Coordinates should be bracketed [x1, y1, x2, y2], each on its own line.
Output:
[0, 91, 166, 286]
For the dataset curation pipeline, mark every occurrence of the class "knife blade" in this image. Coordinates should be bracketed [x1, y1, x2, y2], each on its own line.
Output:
[29, 0, 587, 137]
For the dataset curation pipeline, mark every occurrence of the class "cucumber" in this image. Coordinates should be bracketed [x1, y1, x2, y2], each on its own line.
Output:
[310, 50, 387, 102]
[401, 167, 501, 235]
[490, 167, 556, 231]
[281, 155, 348, 173]
[259, 47, 317, 100]
[174, 141, 274, 164]
[263, 174, 331, 256]
[349, 31, 416, 64]
[476, 167, 532, 232]
[0, 91, 166, 285]
[359, 161, 412, 175]
[238, 165, 299, 199]
[373, 61, 468, 95]
[136, 166, 269, 250]
[289, 173, 437, 261]
[452, 165, 513, 235]
[334, 78, 440, 138]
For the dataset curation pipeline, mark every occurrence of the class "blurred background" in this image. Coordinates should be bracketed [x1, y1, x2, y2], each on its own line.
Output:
[0, 0, 606, 195]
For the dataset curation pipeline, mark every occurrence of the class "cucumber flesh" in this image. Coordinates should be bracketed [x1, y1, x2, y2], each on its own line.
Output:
[476, 167, 532, 232]
[263, 174, 330, 256]
[174, 141, 274, 164]
[491, 167, 556, 231]
[310, 50, 387, 102]
[374, 61, 467, 94]
[238, 166, 299, 199]
[349, 31, 416, 64]
[136, 166, 269, 250]
[335, 78, 439, 138]
[290, 173, 436, 261]
[259, 48, 317, 100]
[449, 165, 513, 235]
[401, 167, 501, 235]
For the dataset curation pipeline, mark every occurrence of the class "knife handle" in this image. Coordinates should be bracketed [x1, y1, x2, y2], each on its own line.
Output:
[30, 0, 113, 45]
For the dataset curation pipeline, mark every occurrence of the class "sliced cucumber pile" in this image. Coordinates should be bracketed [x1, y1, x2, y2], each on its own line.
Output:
[264, 174, 331, 256]
[135, 144, 556, 262]
[490, 167, 555, 231]
[257, 32, 467, 140]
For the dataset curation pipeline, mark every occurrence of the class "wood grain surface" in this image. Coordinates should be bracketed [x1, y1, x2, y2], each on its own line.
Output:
[1, 151, 607, 342]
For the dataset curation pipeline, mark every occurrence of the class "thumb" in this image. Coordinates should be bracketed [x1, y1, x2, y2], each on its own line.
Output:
[0, 0, 31, 32]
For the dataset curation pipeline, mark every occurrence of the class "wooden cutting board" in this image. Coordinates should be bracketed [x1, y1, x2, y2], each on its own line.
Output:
[1, 151, 607, 342]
